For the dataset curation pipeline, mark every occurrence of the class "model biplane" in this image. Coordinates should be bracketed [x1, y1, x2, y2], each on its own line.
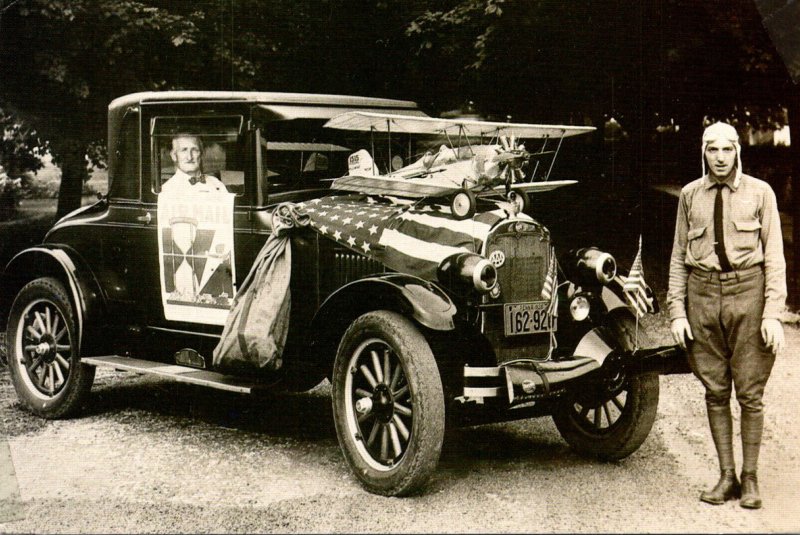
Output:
[323, 111, 595, 219]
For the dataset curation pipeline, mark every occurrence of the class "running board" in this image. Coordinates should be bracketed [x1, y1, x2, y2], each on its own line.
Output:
[81, 356, 262, 394]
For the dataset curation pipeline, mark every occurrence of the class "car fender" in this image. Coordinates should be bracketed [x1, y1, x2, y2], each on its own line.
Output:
[599, 282, 630, 314]
[573, 306, 645, 367]
[2, 245, 106, 355]
[313, 273, 457, 333]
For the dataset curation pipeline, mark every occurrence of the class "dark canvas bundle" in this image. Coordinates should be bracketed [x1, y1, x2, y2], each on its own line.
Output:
[212, 203, 309, 374]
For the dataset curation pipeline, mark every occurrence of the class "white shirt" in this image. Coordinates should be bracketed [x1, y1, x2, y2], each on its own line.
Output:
[161, 169, 227, 194]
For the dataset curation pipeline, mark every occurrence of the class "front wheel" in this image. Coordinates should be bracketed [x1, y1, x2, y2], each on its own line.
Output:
[450, 189, 476, 220]
[552, 313, 659, 460]
[6, 277, 95, 419]
[331, 310, 445, 496]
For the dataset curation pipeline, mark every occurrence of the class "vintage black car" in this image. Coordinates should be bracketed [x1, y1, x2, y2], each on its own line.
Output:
[1, 91, 689, 496]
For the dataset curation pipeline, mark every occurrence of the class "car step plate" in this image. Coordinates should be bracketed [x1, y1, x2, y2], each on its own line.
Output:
[81, 356, 260, 394]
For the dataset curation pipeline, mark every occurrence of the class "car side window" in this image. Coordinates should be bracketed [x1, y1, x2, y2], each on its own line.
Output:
[109, 110, 141, 200]
[257, 120, 352, 205]
[150, 115, 248, 201]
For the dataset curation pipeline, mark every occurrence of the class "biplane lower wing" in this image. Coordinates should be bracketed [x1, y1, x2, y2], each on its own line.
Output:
[331, 175, 578, 199]
[331, 175, 460, 198]
[501, 179, 577, 193]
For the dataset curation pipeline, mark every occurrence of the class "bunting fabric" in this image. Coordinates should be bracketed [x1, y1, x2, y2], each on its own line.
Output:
[298, 195, 528, 281]
[622, 235, 651, 318]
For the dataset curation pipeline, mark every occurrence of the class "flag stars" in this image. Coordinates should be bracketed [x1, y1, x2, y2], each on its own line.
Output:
[361, 242, 371, 253]
[330, 214, 340, 221]
[368, 225, 378, 235]
[333, 230, 342, 240]
[342, 217, 353, 225]
[319, 225, 328, 235]
[355, 220, 364, 229]
[347, 236, 356, 247]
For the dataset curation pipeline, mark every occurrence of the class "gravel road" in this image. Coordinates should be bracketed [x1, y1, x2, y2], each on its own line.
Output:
[1, 316, 798, 533]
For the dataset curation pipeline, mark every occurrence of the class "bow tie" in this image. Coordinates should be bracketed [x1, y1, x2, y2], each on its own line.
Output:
[189, 175, 206, 185]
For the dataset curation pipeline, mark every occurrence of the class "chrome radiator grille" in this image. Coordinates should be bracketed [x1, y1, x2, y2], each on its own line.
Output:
[482, 220, 552, 362]
[484, 222, 551, 304]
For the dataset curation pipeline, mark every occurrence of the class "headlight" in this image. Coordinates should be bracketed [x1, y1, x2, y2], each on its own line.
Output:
[437, 252, 497, 293]
[568, 247, 617, 286]
[569, 295, 591, 321]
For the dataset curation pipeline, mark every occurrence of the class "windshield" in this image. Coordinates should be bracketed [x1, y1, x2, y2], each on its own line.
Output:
[257, 119, 434, 201]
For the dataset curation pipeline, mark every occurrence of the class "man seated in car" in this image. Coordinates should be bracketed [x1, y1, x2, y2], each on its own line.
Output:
[161, 134, 228, 194]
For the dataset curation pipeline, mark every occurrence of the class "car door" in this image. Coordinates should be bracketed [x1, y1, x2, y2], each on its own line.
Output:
[138, 105, 264, 342]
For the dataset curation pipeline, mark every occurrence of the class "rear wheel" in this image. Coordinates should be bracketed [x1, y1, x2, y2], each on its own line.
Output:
[552, 313, 659, 460]
[332, 311, 445, 496]
[6, 277, 95, 418]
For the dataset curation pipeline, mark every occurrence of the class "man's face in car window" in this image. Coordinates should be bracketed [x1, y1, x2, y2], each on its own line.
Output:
[171, 136, 203, 176]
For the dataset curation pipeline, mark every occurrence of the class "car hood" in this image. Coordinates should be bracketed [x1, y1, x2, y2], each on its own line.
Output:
[298, 194, 532, 281]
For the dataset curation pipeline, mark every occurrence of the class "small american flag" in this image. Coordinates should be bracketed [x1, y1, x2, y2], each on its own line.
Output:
[541, 248, 556, 301]
[546, 251, 559, 319]
[622, 235, 651, 318]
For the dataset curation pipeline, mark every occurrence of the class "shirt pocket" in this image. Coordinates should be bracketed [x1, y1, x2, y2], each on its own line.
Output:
[731, 219, 761, 253]
[687, 226, 711, 260]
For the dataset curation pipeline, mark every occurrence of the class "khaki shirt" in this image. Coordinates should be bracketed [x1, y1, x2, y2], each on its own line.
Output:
[667, 173, 786, 320]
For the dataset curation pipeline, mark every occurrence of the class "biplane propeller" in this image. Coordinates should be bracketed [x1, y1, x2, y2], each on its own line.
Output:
[323, 111, 595, 220]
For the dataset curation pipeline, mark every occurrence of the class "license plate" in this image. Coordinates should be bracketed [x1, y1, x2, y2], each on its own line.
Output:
[504, 301, 557, 336]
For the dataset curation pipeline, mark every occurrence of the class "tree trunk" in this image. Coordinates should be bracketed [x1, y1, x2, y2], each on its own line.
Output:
[789, 94, 800, 310]
[55, 140, 88, 219]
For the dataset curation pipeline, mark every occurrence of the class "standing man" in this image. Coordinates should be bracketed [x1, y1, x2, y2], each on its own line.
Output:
[667, 121, 786, 509]
[161, 134, 227, 193]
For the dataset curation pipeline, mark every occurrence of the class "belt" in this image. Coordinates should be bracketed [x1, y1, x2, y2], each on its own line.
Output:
[690, 264, 763, 282]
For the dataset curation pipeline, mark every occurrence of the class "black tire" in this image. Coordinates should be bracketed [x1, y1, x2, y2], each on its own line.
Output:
[552, 312, 659, 461]
[6, 277, 95, 418]
[331, 310, 445, 496]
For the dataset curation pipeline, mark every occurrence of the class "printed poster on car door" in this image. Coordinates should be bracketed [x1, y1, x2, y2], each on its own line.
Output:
[157, 191, 236, 325]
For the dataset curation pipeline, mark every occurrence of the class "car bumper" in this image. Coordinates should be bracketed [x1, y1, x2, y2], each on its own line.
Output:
[462, 344, 690, 404]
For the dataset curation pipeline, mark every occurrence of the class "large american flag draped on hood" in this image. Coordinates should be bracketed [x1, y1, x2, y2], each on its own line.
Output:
[297, 195, 525, 280]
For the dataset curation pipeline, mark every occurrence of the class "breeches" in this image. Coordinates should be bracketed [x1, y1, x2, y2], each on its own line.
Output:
[686, 267, 775, 413]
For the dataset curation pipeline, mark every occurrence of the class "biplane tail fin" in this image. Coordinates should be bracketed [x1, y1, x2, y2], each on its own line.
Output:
[347, 149, 379, 176]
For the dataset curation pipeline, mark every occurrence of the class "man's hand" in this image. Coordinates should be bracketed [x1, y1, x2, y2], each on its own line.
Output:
[670, 318, 694, 350]
[761, 318, 785, 354]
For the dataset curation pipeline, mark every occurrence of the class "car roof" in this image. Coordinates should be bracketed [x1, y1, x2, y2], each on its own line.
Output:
[109, 91, 420, 113]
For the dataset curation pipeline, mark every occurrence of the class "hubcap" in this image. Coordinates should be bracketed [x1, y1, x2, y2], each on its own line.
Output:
[16, 299, 72, 398]
[344, 338, 413, 471]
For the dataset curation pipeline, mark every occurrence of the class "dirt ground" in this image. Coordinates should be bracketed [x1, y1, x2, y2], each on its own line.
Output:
[0, 315, 798, 534]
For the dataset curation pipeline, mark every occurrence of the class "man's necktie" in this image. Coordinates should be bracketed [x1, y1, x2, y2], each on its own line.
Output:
[189, 175, 206, 185]
[714, 184, 733, 272]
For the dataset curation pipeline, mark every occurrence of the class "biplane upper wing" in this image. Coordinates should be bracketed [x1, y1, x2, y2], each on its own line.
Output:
[324, 111, 596, 139]
[331, 175, 459, 198]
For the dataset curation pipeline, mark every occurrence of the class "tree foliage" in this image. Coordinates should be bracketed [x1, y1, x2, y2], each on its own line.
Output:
[0, 106, 45, 178]
[0, 0, 795, 215]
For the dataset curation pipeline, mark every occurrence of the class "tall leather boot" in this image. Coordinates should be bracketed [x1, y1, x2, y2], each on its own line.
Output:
[700, 404, 740, 504]
[740, 410, 764, 509]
